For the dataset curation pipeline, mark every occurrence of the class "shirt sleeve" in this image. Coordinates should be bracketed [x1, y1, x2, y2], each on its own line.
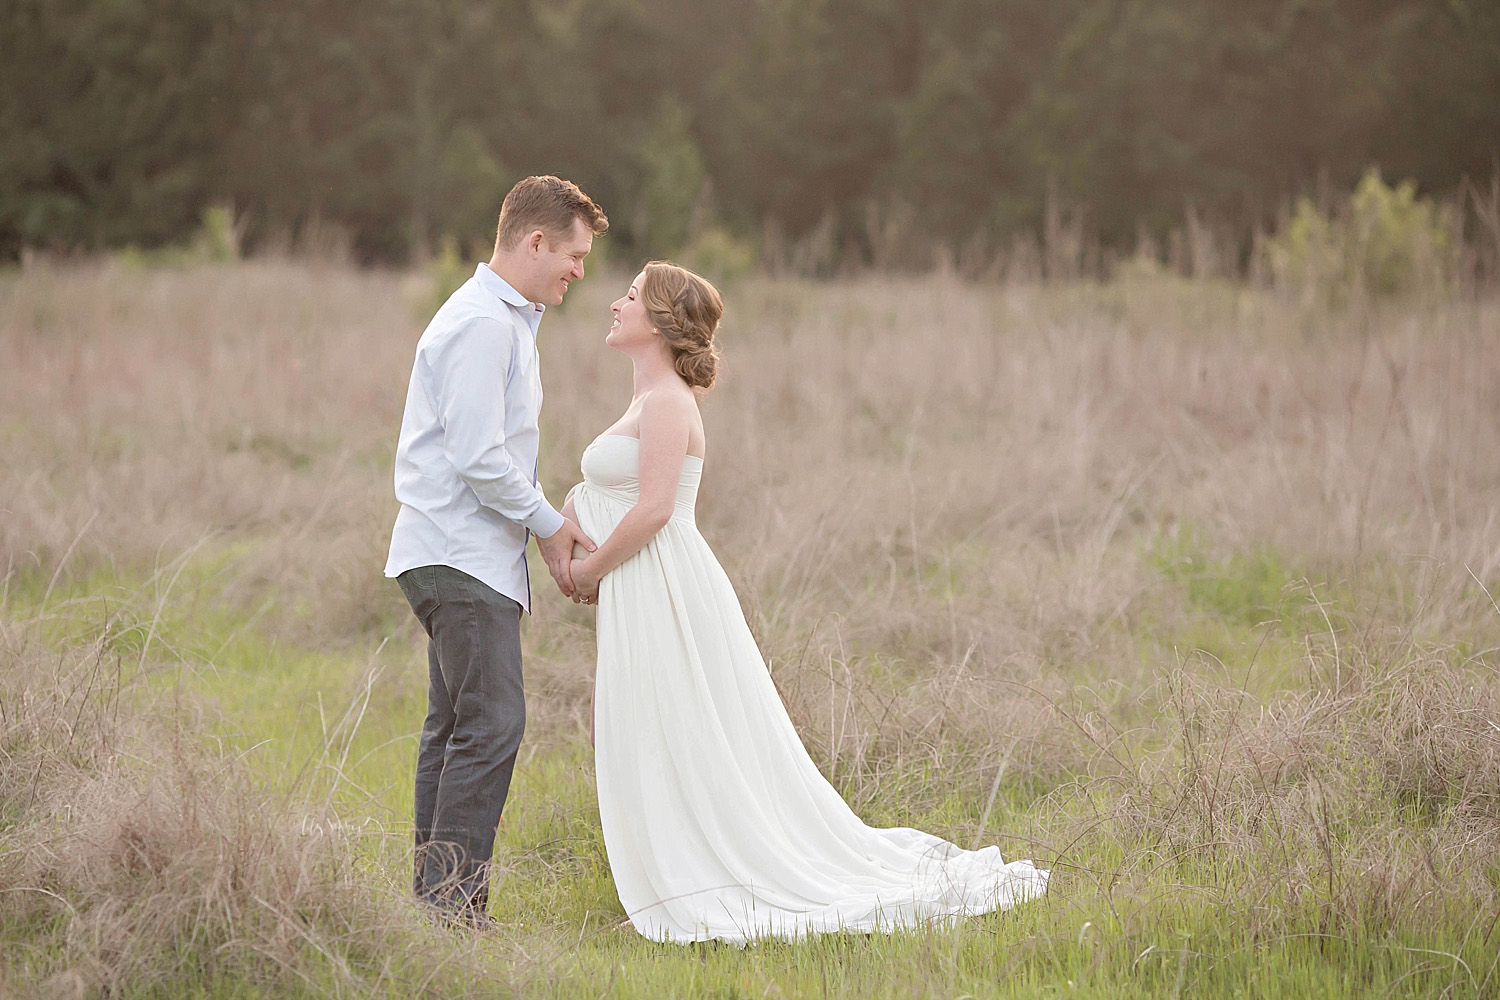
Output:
[428, 317, 565, 537]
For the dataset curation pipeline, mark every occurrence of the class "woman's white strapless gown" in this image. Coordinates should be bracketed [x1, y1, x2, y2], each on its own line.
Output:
[569, 434, 1048, 944]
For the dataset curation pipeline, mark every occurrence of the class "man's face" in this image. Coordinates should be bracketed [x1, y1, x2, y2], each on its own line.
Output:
[529, 217, 593, 306]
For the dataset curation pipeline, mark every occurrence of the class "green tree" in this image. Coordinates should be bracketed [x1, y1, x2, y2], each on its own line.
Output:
[0, 0, 238, 255]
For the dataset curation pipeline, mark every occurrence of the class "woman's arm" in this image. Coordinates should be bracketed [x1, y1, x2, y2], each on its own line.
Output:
[570, 389, 693, 599]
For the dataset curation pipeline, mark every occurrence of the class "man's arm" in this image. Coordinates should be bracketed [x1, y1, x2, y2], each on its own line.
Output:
[431, 319, 563, 534]
[430, 319, 594, 592]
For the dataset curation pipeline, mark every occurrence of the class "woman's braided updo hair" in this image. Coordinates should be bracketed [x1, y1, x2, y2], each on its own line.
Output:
[639, 261, 723, 391]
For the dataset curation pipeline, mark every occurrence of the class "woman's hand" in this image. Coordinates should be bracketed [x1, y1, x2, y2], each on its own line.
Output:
[559, 496, 595, 602]
[570, 556, 602, 604]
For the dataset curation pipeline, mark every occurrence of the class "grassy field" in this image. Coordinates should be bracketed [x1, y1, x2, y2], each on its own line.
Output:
[2, 258, 1499, 998]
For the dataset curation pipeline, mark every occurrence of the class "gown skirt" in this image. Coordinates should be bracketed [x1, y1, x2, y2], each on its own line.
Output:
[570, 434, 1048, 944]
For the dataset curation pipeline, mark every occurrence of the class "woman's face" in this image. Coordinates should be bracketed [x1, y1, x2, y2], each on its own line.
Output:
[606, 271, 654, 351]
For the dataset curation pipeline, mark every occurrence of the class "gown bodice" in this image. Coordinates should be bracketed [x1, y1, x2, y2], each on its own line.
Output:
[579, 434, 702, 520]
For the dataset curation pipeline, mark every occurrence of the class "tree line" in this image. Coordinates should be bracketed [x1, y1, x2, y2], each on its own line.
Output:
[3, 0, 1498, 269]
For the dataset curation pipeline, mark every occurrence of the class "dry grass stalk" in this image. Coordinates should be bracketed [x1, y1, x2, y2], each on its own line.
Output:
[3, 260, 1500, 993]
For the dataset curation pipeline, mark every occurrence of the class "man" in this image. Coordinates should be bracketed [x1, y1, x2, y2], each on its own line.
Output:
[385, 175, 605, 925]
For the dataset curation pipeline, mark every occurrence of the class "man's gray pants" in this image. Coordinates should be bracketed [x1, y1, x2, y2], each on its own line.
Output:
[397, 565, 525, 922]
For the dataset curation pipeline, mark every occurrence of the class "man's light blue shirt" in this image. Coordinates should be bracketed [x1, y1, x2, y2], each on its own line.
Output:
[384, 263, 566, 612]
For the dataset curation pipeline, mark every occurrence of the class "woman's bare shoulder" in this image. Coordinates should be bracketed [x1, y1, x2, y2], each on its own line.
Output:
[639, 380, 705, 456]
[641, 380, 700, 419]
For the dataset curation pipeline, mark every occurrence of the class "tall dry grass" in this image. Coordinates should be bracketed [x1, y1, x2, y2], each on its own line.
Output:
[3, 258, 1500, 995]
[0, 595, 487, 998]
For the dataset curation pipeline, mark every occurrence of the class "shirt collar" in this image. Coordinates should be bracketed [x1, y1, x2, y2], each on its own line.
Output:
[474, 263, 546, 320]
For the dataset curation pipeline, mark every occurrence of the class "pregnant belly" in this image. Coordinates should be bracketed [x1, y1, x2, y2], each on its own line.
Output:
[572, 484, 630, 559]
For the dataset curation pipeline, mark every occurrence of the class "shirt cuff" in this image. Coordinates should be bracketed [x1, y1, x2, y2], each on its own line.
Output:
[523, 500, 566, 539]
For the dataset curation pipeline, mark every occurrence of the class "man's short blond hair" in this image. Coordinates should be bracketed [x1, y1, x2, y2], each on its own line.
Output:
[495, 175, 608, 251]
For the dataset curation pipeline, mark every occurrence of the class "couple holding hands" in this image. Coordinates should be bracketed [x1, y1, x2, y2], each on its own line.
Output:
[384, 175, 1046, 944]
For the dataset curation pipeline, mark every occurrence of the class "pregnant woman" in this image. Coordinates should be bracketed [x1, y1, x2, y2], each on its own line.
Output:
[560, 261, 1047, 944]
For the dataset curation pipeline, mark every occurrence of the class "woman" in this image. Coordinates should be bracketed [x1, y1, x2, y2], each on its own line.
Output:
[561, 262, 1047, 944]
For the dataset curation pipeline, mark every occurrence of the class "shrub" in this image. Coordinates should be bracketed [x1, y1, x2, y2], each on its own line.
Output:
[679, 226, 758, 284]
[415, 237, 474, 320]
[1265, 168, 1459, 302]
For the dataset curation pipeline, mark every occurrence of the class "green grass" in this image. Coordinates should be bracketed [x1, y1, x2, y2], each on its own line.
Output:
[1146, 527, 1343, 696]
[7, 551, 1498, 999]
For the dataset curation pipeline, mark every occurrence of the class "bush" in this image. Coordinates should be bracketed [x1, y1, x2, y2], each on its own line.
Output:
[414, 237, 475, 320]
[192, 204, 240, 263]
[113, 205, 241, 270]
[679, 226, 757, 284]
[1265, 168, 1459, 302]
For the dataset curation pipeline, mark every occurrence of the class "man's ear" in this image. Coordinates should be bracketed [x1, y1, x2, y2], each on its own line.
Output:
[525, 229, 545, 257]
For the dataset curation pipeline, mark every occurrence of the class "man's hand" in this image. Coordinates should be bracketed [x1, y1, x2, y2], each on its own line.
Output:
[536, 520, 595, 598]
